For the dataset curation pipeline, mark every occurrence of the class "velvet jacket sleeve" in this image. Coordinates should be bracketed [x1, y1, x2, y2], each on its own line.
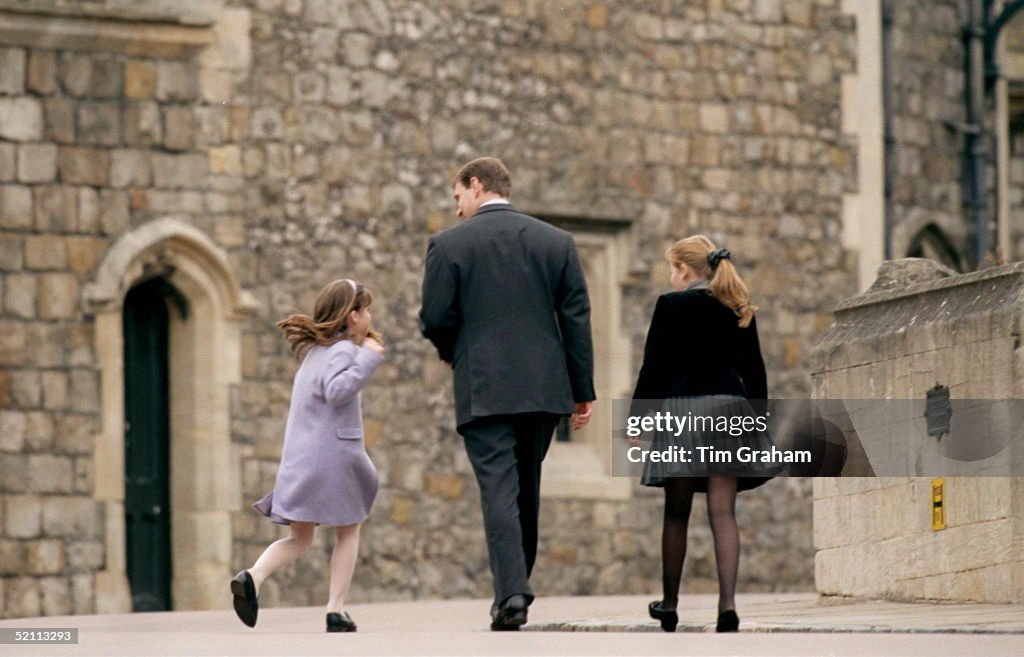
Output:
[630, 294, 676, 417]
[735, 315, 768, 408]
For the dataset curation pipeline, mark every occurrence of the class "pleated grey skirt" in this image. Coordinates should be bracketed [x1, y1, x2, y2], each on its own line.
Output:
[641, 395, 781, 492]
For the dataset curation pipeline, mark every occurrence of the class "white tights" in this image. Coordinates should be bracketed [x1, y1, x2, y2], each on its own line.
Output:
[248, 521, 362, 614]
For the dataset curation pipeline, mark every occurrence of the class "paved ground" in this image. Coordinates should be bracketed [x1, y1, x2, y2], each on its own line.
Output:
[1, 594, 1022, 656]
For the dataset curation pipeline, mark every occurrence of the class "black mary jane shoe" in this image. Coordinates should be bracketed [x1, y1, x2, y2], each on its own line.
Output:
[648, 600, 678, 632]
[326, 611, 357, 633]
[490, 594, 528, 631]
[716, 609, 739, 633]
[230, 570, 258, 628]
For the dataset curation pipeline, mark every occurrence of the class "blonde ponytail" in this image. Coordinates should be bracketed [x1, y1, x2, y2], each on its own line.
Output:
[665, 235, 757, 328]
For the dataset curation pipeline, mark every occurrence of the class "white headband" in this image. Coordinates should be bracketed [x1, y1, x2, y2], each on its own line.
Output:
[343, 279, 357, 294]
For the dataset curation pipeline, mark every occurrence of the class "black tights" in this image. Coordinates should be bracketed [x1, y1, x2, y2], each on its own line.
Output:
[660, 476, 739, 614]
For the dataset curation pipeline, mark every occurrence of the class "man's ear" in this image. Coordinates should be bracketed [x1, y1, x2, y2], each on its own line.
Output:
[469, 176, 483, 194]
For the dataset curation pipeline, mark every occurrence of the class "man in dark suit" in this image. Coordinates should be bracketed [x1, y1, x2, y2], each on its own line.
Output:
[420, 157, 595, 630]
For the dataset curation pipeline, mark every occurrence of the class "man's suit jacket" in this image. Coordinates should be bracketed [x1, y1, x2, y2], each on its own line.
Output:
[419, 203, 596, 428]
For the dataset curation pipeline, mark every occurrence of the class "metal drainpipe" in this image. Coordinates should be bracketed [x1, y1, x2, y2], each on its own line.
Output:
[882, 0, 895, 260]
[968, 0, 990, 266]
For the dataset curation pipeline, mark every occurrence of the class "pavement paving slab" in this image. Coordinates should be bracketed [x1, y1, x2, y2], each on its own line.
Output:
[0, 594, 1021, 657]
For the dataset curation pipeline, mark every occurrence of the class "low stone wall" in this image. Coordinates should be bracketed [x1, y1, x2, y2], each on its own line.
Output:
[810, 259, 1024, 602]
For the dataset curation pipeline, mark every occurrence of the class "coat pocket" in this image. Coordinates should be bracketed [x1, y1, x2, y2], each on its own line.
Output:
[336, 426, 363, 440]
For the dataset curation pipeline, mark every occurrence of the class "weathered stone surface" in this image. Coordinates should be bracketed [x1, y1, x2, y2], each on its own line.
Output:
[17, 143, 58, 183]
[156, 61, 198, 101]
[0, 184, 33, 229]
[58, 147, 110, 187]
[0, 98, 43, 141]
[124, 59, 157, 99]
[77, 102, 121, 146]
[42, 97, 74, 143]
[122, 101, 162, 145]
[152, 153, 209, 188]
[109, 149, 152, 189]
[4, 495, 40, 538]
[163, 106, 195, 151]
[27, 50, 57, 95]
[33, 185, 78, 232]
[0, 48, 26, 95]
[37, 273, 79, 320]
[24, 235, 67, 270]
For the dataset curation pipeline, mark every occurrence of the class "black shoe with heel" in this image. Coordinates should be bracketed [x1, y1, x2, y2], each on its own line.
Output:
[490, 594, 528, 631]
[716, 609, 739, 632]
[229, 570, 258, 628]
[326, 611, 357, 632]
[648, 600, 678, 632]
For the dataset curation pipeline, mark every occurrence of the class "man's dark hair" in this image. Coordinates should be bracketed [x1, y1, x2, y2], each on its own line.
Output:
[453, 157, 512, 198]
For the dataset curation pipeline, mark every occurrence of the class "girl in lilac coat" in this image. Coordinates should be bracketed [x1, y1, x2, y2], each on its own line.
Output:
[231, 279, 385, 633]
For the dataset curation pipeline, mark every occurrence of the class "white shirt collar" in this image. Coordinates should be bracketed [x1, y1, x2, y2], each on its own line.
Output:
[480, 198, 510, 207]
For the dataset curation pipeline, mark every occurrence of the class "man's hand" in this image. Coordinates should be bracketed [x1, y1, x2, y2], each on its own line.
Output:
[570, 401, 593, 431]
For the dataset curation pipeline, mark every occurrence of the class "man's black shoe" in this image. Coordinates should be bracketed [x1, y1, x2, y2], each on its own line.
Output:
[490, 594, 528, 631]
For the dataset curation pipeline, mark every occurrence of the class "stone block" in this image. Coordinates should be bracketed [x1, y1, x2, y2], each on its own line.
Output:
[152, 153, 210, 189]
[0, 454, 29, 492]
[293, 72, 326, 103]
[110, 149, 152, 189]
[25, 49, 55, 94]
[0, 541, 27, 575]
[209, 146, 242, 175]
[0, 142, 14, 181]
[342, 32, 375, 68]
[9, 371, 41, 407]
[0, 48, 26, 95]
[43, 97, 75, 144]
[89, 59, 123, 98]
[163, 106, 196, 151]
[99, 190, 130, 235]
[23, 412, 53, 451]
[2, 278, 35, 319]
[124, 60, 157, 99]
[26, 540, 64, 576]
[41, 370, 68, 407]
[59, 147, 110, 187]
[33, 185, 78, 232]
[73, 457, 92, 494]
[24, 235, 67, 270]
[77, 186, 100, 233]
[39, 576, 71, 615]
[66, 541, 104, 572]
[157, 61, 198, 101]
[199, 67, 233, 104]
[0, 410, 26, 451]
[586, 4, 608, 29]
[122, 101, 162, 146]
[0, 320, 28, 366]
[5, 495, 40, 538]
[17, 143, 58, 183]
[66, 237, 107, 274]
[68, 370, 99, 414]
[424, 474, 464, 500]
[37, 273, 79, 320]
[29, 454, 73, 495]
[250, 107, 285, 140]
[77, 102, 121, 146]
[58, 53, 92, 97]
[0, 184, 34, 229]
[213, 214, 245, 248]
[389, 496, 415, 525]
[0, 98, 43, 141]
[71, 573, 94, 614]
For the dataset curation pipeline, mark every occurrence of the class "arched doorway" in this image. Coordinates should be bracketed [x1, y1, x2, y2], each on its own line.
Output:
[123, 277, 188, 611]
[86, 219, 256, 612]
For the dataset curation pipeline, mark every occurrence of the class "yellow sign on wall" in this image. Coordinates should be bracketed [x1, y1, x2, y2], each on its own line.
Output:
[931, 478, 946, 531]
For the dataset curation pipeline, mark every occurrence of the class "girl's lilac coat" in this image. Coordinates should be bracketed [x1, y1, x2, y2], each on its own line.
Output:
[253, 339, 384, 526]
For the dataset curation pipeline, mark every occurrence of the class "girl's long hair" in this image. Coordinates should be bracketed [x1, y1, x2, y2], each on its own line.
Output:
[277, 279, 381, 359]
[666, 235, 757, 328]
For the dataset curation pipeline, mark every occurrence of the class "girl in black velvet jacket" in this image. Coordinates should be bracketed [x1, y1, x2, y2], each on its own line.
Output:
[631, 235, 773, 634]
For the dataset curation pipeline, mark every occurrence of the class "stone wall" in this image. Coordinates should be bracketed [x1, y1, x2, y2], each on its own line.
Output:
[0, 0, 865, 617]
[886, 0, 968, 263]
[810, 259, 1024, 602]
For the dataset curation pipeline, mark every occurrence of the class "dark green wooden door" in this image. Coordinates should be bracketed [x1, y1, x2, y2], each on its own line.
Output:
[123, 279, 173, 612]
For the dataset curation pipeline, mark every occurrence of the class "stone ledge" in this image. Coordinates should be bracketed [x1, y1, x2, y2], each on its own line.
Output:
[0, 1, 220, 26]
[0, 8, 217, 58]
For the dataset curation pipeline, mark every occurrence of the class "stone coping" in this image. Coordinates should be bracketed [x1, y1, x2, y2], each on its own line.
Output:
[835, 261, 1024, 314]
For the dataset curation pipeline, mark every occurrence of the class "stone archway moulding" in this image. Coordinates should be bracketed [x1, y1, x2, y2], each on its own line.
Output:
[87, 218, 256, 613]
